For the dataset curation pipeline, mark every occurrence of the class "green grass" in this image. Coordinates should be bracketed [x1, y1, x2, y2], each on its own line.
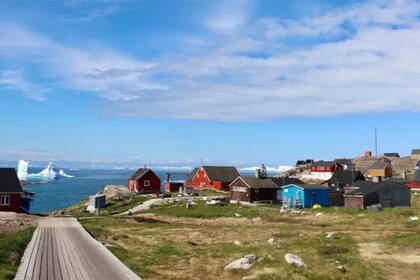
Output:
[386, 233, 420, 249]
[148, 201, 271, 219]
[0, 228, 35, 280]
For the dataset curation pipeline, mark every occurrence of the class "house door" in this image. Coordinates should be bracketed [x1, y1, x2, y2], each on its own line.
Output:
[382, 190, 393, 207]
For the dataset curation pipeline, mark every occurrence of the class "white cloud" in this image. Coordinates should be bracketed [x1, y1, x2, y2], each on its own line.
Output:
[2, 0, 420, 120]
[0, 70, 51, 101]
[205, 0, 256, 33]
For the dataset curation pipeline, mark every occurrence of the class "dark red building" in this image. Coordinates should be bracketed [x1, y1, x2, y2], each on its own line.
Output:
[128, 168, 161, 194]
[190, 166, 240, 191]
[0, 168, 28, 213]
[310, 161, 343, 173]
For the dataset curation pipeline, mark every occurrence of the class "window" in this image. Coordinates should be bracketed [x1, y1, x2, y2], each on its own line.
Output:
[0, 195, 10, 206]
[144, 180, 150, 187]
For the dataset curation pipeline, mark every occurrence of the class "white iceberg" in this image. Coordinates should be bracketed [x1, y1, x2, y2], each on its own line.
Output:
[59, 169, 75, 178]
[17, 160, 30, 181]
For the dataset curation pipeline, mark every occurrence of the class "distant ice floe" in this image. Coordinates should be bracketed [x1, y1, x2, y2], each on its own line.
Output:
[239, 165, 294, 173]
[17, 160, 75, 181]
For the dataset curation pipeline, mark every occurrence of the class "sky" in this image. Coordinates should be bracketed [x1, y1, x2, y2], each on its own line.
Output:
[1, 0, 420, 167]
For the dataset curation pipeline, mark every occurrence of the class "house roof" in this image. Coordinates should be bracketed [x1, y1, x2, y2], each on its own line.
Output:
[329, 170, 364, 185]
[187, 168, 199, 181]
[313, 161, 336, 167]
[369, 162, 390, 170]
[413, 169, 420, 182]
[412, 149, 420, 155]
[129, 168, 151, 180]
[282, 183, 328, 190]
[202, 166, 239, 182]
[334, 158, 353, 165]
[0, 168, 23, 193]
[383, 153, 400, 158]
[237, 176, 304, 189]
[345, 181, 408, 196]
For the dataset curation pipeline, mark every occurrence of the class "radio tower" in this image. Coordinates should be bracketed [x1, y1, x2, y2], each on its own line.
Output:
[374, 125, 378, 157]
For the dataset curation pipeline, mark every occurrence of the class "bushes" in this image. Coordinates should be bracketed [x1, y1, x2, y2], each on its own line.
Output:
[0, 228, 35, 280]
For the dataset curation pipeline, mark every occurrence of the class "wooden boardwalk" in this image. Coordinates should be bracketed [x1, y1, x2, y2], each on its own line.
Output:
[15, 217, 141, 280]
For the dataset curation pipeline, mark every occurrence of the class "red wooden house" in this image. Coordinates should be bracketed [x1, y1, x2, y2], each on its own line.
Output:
[310, 161, 343, 173]
[190, 166, 240, 191]
[128, 168, 161, 194]
[0, 168, 30, 213]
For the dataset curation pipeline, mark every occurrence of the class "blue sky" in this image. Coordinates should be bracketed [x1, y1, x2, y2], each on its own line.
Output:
[1, 0, 420, 166]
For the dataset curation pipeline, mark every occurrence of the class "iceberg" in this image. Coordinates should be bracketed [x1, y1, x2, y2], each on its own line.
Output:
[29, 162, 58, 180]
[17, 160, 30, 181]
[59, 169, 75, 178]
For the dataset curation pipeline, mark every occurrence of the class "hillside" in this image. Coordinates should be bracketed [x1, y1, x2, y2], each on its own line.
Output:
[352, 156, 418, 178]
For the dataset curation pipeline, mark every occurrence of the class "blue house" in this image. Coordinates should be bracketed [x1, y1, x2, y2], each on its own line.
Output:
[281, 184, 330, 208]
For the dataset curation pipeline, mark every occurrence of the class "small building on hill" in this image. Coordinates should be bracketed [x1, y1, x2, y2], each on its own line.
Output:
[310, 161, 343, 180]
[229, 176, 303, 204]
[368, 162, 392, 180]
[343, 181, 410, 209]
[281, 184, 329, 208]
[190, 166, 240, 191]
[383, 153, 400, 158]
[334, 159, 355, 170]
[0, 168, 32, 213]
[411, 149, 420, 160]
[128, 168, 161, 193]
[407, 161, 420, 191]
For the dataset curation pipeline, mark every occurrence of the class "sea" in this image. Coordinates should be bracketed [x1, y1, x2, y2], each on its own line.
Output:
[24, 168, 188, 214]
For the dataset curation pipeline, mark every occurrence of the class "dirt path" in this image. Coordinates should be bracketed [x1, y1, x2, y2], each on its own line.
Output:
[14, 217, 141, 280]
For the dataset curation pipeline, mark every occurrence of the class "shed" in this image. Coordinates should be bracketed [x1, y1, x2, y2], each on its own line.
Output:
[368, 162, 392, 178]
[0, 168, 32, 213]
[328, 170, 365, 189]
[191, 166, 240, 190]
[407, 161, 420, 190]
[229, 176, 303, 204]
[343, 181, 410, 209]
[281, 184, 330, 208]
[383, 153, 400, 158]
[128, 168, 161, 193]
[411, 149, 420, 160]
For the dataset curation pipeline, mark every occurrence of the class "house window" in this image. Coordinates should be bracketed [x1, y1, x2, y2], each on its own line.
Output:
[144, 180, 150, 187]
[0, 195, 10, 206]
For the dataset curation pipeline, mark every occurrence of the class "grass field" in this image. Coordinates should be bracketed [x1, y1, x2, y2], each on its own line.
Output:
[80, 195, 420, 280]
[0, 228, 35, 280]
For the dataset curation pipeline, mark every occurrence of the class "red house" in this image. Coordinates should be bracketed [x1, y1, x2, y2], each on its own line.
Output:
[310, 161, 343, 173]
[407, 162, 420, 190]
[189, 166, 240, 191]
[0, 168, 27, 213]
[128, 168, 161, 194]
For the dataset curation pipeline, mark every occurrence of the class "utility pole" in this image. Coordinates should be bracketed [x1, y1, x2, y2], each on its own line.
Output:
[200, 156, 203, 166]
[374, 125, 378, 157]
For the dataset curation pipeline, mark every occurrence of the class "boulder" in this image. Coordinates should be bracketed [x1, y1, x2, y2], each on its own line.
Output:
[409, 216, 419, 221]
[224, 254, 256, 270]
[252, 217, 261, 223]
[234, 240, 242, 246]
[284, 253, 306, 268]
[267, 238, 275, 245]
[103, 185, 134, 201]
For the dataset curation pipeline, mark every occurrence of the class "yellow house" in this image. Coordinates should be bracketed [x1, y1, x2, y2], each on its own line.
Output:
[368, 162, 392, 178]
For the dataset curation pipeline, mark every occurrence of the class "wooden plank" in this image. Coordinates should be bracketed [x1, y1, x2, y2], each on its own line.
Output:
[51, 228, 62, 280]
[32, 227, 45, 280]
[16, 227, 40, 280]
[40, 227, 49, 280]
[55, 227, 70, 280]
[60, 227, 82, 280]
[47, 228, 54, 280]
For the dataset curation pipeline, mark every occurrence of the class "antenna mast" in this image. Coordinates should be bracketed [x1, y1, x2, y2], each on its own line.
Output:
[374, 125, 378, 157]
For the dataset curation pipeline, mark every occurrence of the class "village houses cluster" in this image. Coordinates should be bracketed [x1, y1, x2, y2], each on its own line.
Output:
[127, 149, 420, 210]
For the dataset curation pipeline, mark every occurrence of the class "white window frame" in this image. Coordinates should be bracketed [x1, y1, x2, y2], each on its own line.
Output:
[144, 180, 150, 187]
[0, 195, 10, 206]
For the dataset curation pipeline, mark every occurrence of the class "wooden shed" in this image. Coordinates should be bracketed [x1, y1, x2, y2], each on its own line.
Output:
[190, 166, 240, 191]
[368, 162, 392, 178]
[281, 184, 330, 208]
[229, 176, 303, 204]
[128, 168, 161, 194]
[344, 181, 410, 209]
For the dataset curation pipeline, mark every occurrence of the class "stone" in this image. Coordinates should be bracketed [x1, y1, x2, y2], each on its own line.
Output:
[409, 216, 419, 221]
[234, 240, 242, 246]
[279, 208, 286, 213]
[252, 217, 261, 223]
[235, 213, 242, 217]
[284, 253, 306, 268]
[337, 265, 346, 273]
[325, 232, 336, 238]
[103, 185, 134, 201]
[267, 238, 275, 245]
[224, 254, 257, 270]
[315, 212, 323, 217]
